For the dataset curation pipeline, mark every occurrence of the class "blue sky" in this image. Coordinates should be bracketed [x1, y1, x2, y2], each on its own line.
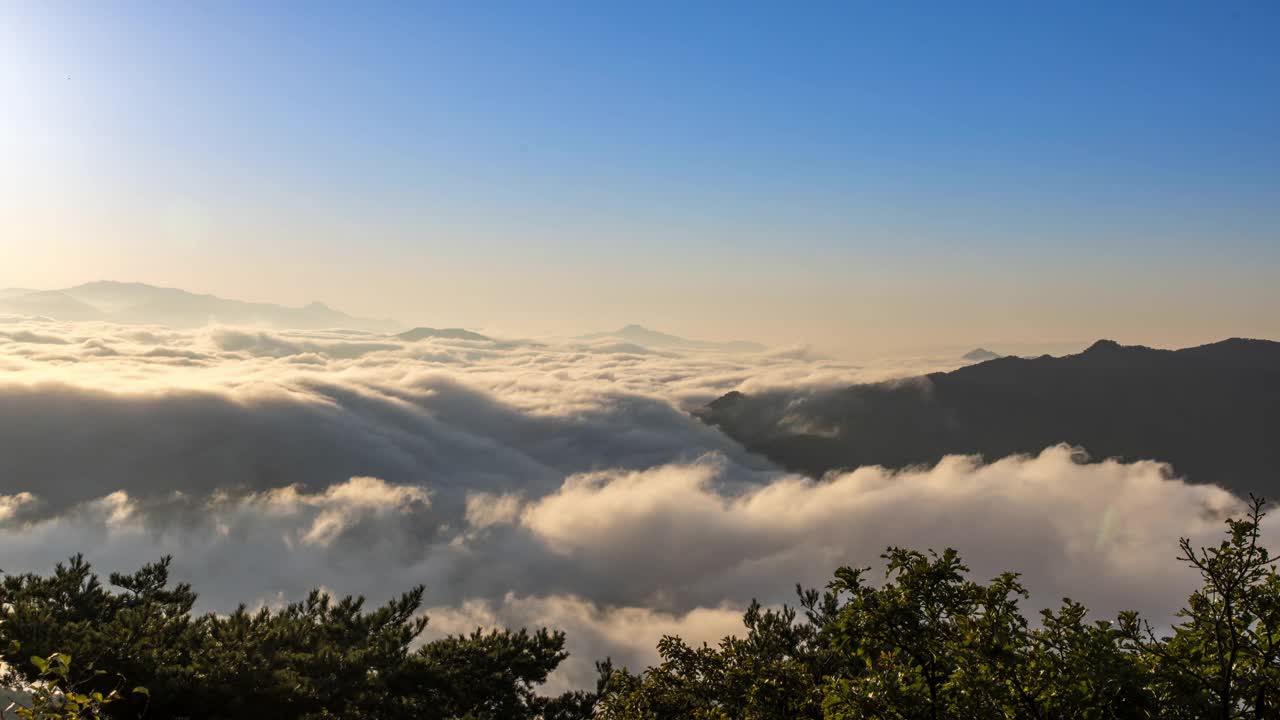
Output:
[2, 2, 1277, 353]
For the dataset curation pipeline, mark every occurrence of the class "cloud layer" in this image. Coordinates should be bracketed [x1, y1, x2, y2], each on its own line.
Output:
[0, 316, 1257, 689]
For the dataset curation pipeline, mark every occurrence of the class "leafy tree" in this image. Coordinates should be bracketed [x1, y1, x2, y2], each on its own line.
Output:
[0, 558, 595, 720]
[598, 602, 826, 719]
[0, 556, 196, 718]
[1, 650, 146, 720]
[5, 497, 1280, 719]
[1018, 600, 1155, 718]
[1120, 496, 1280, 719]
[818, 548, 1033, 719]
[598, 500, 1280, 720]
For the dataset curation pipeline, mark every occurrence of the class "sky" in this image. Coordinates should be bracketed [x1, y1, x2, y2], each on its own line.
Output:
[2, 1, 1278, 356]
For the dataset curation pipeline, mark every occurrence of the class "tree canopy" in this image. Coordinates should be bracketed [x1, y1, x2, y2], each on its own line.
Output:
[2, 498, 1277, 719]
[596, 497, 1279, 720]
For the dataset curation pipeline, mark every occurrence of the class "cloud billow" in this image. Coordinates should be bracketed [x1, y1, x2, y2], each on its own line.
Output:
[0, 317, 1256, 689]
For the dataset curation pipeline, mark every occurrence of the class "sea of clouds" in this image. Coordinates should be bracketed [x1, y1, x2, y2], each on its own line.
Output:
[0, 315, 1253, 690]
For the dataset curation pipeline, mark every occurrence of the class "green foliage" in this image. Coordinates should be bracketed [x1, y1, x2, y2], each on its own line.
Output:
[599, 497, 1280, 720]
[3, 498, 1279, 719]
[1118, 496, 1280, 719]
[1, 648, 146, 720]
[597, 602, 827, 720]
[0, 559, 595, 720]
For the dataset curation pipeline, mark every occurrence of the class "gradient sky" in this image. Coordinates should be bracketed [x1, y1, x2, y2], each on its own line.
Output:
[2, 1, 1278, 355]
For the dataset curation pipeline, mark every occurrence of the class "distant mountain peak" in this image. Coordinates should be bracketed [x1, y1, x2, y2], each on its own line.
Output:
[962, 348, 1001, 362]
[0, 281, 396, 332]
[704, 390, 746, 412]
[580, 325, 766, 353]
[398, 327, 491, 342]
[1084, 339, 1125, 353]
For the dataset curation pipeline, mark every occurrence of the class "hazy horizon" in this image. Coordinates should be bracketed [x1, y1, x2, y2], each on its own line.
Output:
[0, 276, 1233, 359]
[4, 3, 1279, 356]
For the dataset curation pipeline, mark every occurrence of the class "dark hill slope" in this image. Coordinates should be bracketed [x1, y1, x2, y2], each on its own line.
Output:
[696, 339, 1280, 495]
[397, 327, 491, 342]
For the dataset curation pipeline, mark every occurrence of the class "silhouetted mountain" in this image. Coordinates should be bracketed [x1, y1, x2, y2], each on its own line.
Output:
[0, 282, 396, 331]
[398, 327, 491, 342]
[580, 324, 766, 353]
[0, 290, 105, 321]
[697, 338, 1280, 495]
[962, 347, 1002, 361]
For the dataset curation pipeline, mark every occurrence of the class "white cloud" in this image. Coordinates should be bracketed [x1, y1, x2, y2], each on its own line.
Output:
[0, 316, 1263, 688]
[0, 492, 36, 522]
[519, 446, 1247, 620]
[255, 477, 430, 546]
[466, 492, 524, 530]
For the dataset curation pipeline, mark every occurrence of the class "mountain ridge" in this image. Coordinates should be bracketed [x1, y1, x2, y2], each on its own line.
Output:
[398, 327, 491, 342]
[0, 281, 398, 332]
[697, 337, 1280, 496]
[962, 347, 1002, 361]
[579, 324, 766, 353]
